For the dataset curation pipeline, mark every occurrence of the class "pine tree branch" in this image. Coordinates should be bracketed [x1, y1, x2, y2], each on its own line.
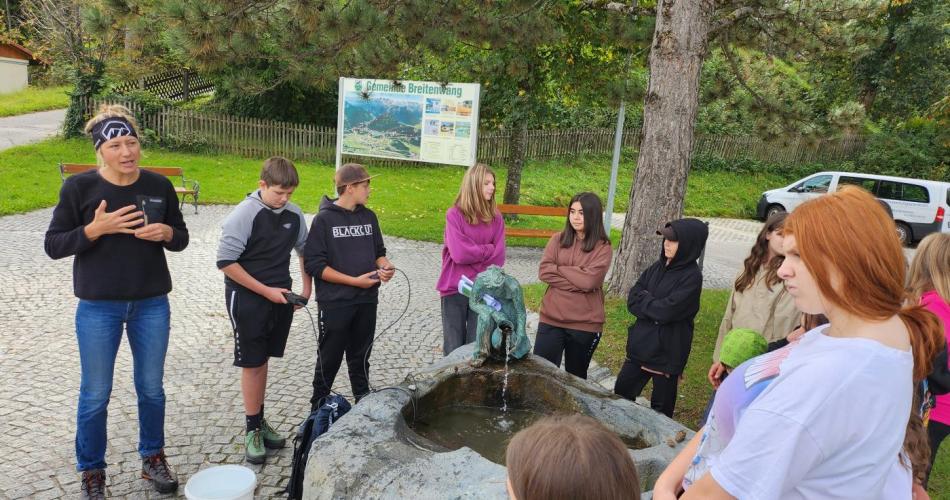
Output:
[580, 0, 653, 18]
[222, 0, 282, 21]
[720, 38, 780, 115]
[749, 15, 791, 54]
[457, 39, 493, 52]
[709, 1, 868, 50]
[708, 6, 755, 39]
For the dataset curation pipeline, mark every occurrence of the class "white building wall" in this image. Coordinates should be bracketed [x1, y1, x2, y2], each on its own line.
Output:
[0, 57, 29, 94]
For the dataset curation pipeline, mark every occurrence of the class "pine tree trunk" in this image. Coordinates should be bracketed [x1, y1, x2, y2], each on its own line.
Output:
[607, 0, 713, 295]
[503, 123, 528, 205]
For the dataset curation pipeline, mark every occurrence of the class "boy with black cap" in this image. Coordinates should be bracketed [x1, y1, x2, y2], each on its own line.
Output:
[217, 156, 311, 464]
[614, 218, 708, 417]
[304, 163, 395, 410]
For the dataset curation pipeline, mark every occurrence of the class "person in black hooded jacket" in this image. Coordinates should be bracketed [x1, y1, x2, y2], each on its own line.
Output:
[614, 218, 708, 417]
[303, 163, 395, 410]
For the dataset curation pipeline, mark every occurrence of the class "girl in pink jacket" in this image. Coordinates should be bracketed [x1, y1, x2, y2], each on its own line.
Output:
[436, 163, 505, 355]
[908, 233, 950, 488]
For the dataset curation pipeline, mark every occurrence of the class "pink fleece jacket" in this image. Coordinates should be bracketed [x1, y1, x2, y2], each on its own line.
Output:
[436, 206, 506, 297]
[924, 290, 950, 425]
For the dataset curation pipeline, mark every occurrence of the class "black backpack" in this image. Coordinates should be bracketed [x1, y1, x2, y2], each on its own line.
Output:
[285, 395, 352, 499]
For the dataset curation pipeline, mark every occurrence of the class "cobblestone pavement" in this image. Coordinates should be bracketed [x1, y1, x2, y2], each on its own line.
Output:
[0, 206, 757, 499]
[0, 109, 66, 151]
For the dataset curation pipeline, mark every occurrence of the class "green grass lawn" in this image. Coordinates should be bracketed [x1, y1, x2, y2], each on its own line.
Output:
[522, 283, 950, 499]
[0, 138, 796, 244]
[0, 85, 71, 117]
[522, 155, 795, 220]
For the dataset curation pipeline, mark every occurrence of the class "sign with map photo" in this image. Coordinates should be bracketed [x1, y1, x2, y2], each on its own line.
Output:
[337, 78, 481, 166]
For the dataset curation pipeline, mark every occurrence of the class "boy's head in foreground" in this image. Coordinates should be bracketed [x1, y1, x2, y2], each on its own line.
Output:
[506, 414, 640, 500]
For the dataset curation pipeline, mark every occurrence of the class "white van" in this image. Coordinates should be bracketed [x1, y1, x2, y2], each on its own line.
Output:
[756, 171, 950, 245]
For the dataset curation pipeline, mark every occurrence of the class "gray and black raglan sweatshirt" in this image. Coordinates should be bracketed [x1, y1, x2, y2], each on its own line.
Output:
[216, 191, 308, 290]
[303, 196, 386, 309]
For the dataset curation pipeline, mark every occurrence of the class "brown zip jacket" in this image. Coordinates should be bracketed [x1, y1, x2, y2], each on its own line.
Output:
[538, 232, 612, 333]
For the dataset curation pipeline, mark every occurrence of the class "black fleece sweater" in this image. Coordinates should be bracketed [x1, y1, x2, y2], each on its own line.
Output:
[625, 218, 708, 375]
[303, 196, 386, 309]
[44, 169, 189, 300]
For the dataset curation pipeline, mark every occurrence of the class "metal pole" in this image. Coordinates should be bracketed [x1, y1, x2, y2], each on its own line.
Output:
[604, 100, 625, 231]
[604, 52, 633, 232]
[335, 78, 345, 194]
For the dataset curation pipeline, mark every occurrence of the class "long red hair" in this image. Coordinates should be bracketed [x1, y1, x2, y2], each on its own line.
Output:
[783, 186, 942, 381]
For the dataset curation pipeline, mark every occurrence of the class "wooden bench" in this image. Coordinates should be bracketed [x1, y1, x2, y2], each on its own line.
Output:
[498, 203, 567, 238]
[60, 163, 200, 214]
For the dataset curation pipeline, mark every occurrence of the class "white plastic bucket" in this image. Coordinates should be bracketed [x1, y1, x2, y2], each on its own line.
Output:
[184, 465, 256, 500]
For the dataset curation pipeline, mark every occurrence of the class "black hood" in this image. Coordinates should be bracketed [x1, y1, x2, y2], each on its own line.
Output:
[318, 195, 366, 214]
[659, 218, 709, 270]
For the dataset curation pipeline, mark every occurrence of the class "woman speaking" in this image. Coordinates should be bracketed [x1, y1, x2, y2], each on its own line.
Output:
[45, 105, 189, 499]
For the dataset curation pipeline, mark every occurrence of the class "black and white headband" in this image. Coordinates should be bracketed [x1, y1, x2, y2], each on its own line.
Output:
[91, 117, 138, 150]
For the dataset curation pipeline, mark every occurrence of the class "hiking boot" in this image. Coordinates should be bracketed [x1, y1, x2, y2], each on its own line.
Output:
[80, 469, 106, 500]
[142, 450, 179, 494]
[261, 418, 286, 449]
[245, 428, 266, 464]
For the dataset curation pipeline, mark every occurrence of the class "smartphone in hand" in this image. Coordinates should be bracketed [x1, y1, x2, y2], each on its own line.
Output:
[136, 195, 166, 227]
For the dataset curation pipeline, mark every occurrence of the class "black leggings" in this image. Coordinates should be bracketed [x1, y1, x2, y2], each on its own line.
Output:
[533, 322, 601, 379]
[614, 359, 680, 418]
[926, 419, 950, 488]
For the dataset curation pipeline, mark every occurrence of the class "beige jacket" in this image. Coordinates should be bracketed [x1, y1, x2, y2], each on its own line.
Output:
[712, 268, 799, 362]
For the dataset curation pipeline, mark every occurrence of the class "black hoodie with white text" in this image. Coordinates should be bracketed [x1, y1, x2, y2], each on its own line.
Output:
[303, 195, 386, 309]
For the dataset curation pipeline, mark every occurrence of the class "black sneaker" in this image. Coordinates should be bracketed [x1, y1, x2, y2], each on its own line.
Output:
[142, 450, 179, 494]
[80, 469, 106, 500]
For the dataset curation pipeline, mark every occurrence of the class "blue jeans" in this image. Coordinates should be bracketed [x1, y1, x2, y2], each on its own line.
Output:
[75, 295, 170, 471]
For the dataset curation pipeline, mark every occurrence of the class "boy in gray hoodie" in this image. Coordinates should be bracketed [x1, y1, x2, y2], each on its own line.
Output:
[216, 157, 310, 464]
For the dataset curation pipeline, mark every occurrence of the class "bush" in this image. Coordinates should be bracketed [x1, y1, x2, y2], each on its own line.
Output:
[857, 118, 949, 181]
[156, 133, 216, 153]
[690, 152, 844, 179]
[210, 80, 339, 125]
[103, 89, 172, 116]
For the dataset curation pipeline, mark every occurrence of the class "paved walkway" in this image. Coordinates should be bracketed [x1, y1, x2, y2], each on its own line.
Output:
[0, 206, 757, 498]
[0, 109, 66, 151]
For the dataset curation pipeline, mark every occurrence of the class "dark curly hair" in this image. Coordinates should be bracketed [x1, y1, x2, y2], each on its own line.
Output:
[734, 212, 787, 292]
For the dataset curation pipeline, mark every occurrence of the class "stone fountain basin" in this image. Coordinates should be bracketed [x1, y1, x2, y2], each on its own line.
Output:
[303, 345, 693, 499]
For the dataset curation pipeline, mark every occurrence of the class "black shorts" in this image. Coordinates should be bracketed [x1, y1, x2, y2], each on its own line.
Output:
[225, 283, 294, 367]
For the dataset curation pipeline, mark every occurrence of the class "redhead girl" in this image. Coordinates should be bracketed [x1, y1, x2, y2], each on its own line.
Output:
[654, 187, 943, 500]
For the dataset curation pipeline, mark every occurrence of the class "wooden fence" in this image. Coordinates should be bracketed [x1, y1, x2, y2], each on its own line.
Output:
[81, 97, 864, 166]
[113, 70, 215, 101]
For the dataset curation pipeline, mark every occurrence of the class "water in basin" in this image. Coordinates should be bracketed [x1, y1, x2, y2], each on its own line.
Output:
[411, 405, 541, 465]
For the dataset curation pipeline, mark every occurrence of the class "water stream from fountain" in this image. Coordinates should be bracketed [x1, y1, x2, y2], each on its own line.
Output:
[501, 330, 512, 412]
[495, 329, 515, 431]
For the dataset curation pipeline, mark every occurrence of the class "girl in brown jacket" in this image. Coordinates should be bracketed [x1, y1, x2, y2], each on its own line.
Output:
[534, 192, 612, 379]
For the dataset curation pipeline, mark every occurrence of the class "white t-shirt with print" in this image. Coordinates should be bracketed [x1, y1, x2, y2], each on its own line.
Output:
[685, 326, 914, 500]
